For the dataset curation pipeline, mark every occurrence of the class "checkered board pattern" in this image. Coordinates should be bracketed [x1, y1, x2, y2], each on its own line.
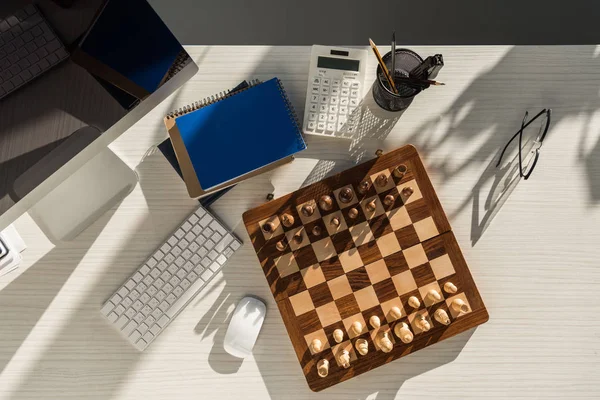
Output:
[242, 145, 488, 392]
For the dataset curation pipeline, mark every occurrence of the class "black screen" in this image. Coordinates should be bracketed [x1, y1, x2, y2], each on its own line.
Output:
[317, 56, 360, 71]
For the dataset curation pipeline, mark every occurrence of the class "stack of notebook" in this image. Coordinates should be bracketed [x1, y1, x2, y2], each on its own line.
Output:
[164, 77, 306, 198]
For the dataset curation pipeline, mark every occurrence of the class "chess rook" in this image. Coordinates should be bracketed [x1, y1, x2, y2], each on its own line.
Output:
[319, 195, 333, 211]
[338, 187, 354, 203]
[393, 164, 407, 178]
[317, 359, 329, 377]
[262, 218, 277, 234]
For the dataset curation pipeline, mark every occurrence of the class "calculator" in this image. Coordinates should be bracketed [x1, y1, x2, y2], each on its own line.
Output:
[303, 45, 368, 138]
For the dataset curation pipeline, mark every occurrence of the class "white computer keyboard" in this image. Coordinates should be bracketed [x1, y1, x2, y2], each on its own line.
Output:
[101, 205, 241, 351]
[0, 4, 70, 100]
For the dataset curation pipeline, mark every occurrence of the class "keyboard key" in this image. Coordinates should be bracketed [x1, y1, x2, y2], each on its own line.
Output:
[142, 331, 154, 343]
[201, 258, 211, 268]
[188, 214, 199, 224]
[157, 261, 168, 271]
[138, 323, 149, 334]
[190, 254, 201, 264]
[217, 254, 228, 265]
[116, 315, 129, 329]
[175, 257, 185, 267]
[192, 225, 202, 235]
[107, 312, 118, 323]
[180, 279, 191, 290]
[181, 221, 192, 232]
[129, 331, 141, 343]
[110, 294, 122, 304]
[114, 306, 126, 317]
[231, 241, 241, 250]
[140, 293, 151, 304]
[133, 313, 145, 324]
[132, 300, 143, 311]
[179, 239, 189, 249]
[101, 302, 114, 316]
[149, 324, 161, 336]
[117, 287, 128, 298]
[148, 298, 159, 309]
[185, 231, 195, 243]
[144, 316, 156, 327]
[122, 297, 133, 308]
[187, 271, 198, 282]
[157, 315, 170, 328]
[173, 286, 184, 297]
[160, 243, 171, 254]
[208, 250, 218, 260]
[159, 302, 170, 312]
[147, 286, 157, 296]
[176, 269, 187, 279]
[199, 214, 212, 227]
[151, 308, 162, 319]
[149, 268, 160, 279]
[123, 320, 137, 336]
[160, 271, 171, 282]
[143, 276, 154, 286]
[209, 262, 221, 272]
[188, 242, 200, 253]
[164, 253, 175, 264]
[141, 305, 153, 316]
[153, 250, 164, 260]
[125, 308, 136, 319]
[174, 229, 185, 239]
[182, 249, 192, 260]
[201, 269, 213, 281]
[183, 261, 194, 272]
[195, 207, 206, 218]
[162, 283, 173, 293]
[169, 276, 181, 287]
[197, 247, 208, 258]
[134, 339, 147, 351]
[167, 236, 178, 247]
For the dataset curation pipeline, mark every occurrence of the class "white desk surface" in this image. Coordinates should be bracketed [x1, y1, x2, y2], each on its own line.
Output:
[2, 45, 600, 399]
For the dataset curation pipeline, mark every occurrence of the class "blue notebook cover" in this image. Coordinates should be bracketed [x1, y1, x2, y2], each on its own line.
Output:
[166, 78, 306, 196]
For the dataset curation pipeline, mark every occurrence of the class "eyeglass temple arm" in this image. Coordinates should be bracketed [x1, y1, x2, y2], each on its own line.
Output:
[496, 109, 547, 168]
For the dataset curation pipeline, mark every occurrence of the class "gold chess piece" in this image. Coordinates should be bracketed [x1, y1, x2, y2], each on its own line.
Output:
[319, 195, 333, 211]
[338, 187, 354, 203]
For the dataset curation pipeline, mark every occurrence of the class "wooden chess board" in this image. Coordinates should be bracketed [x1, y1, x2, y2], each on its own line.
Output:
[242, 145, 488, 392]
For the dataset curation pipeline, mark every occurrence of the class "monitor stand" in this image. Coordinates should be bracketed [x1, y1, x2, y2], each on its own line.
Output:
[13, 126, 138, 242]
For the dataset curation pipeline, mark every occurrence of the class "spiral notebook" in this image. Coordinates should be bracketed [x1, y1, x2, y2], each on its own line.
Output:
[165, 78, 306, 198]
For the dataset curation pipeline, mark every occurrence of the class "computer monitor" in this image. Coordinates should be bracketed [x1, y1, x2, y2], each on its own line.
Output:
[0, 0, 198, 235]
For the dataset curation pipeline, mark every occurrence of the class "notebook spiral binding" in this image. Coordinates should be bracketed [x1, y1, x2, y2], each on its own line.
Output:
[165, 79, 262, 119]
[275, 79, 304, 149]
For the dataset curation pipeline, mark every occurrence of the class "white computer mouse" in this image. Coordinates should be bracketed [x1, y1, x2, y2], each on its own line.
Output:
[223, 296, 266, 358]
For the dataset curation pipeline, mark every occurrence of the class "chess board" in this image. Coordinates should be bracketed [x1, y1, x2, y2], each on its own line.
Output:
[242, 145, 488, 392]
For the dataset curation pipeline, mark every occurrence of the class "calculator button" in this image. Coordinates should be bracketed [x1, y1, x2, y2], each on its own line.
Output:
[307, 121, 317, 130]
[308, 112, 317, 121]
[350, 98, 359, 107]
[351, 82, 360, 88]
[322, 78, 330, 86]
[350, 89, 359, 98]
[319, 104, 328, 113]
[312, 77, 321, 85]
[340, 98, 349, 106]
[311, 86, 319, 94]
[341, 88, 350, 97]
[332, 79, 341, 87]
[309, 103, 318, 112]
[329, 105, 338, 114]
[310, 95, 319, 102]
[337, 121, 345, 131]
[342, 80, 351, 88]
[320, 86, 330, 95]
[318, 113, 327, 122]
[327, 122, 336, 131]
[317, 122, 326, 130]
[331, 87, 340, 96]
[327, 114, 337, 123]
[330, 97, 339, 105]
[349, 107, 356, 115]
[339, 106, 348, 115]
[320, 96, 329, 104]
[338, 116, 347, 125]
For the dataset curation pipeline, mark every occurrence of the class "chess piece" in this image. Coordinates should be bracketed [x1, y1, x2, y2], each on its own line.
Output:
[319, 195, 333, 211]
[347, 208, 359, 219]
[358, 180, 371, 194]
[281, 213, 294, 228]
[317, 359, 329, 378]
[443, 282, 458, 294]
[330, 217, 341, 229]
[451, 298, 469, 313]
[262, 218, 277, 234]
[301, 204, 314, 217]
[383, 194, 395, 207]
[415, 314, 431, 332]
[310, 338, 323, 353]
[434, 309, 451, 325]
[394, 322, 414, 344]
[351, 321, 363, 336]
[392, 164, 407, 179]
[389, 306, 402, 320]
[275, 240, 287, 251]
[312, 225, 322, 236]
[355, 338, 368, 355]
[338, 350, 351, 368]
[293, 230, 303, 244]
[369, 315, 381, 329]
[426, 289, 442, 303]
[338, 187, 354, 203]
[401, 187, 414, 198]
[378, 331, 393, 353]
[366, 199, 377, 212]
[408, 296, 421, 309]
[333, 329, 344, 343]
[375, 173, 388, 187]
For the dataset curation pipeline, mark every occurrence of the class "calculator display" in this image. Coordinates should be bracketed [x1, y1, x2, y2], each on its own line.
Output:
[317, 56, 360, 72]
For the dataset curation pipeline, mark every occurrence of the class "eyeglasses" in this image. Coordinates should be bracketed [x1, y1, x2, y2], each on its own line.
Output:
[496, 109, 551, 180]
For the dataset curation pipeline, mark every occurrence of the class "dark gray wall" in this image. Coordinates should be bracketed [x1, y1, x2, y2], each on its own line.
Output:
[149, 0, 599, 45]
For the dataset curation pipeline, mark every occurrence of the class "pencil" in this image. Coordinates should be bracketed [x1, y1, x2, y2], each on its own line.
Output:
[395, 76, 445, 87]
[369, 38, 398, 94]
[391, 32, 396, 81]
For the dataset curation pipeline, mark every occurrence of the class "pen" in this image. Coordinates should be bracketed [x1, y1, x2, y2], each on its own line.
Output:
[369, 38, 398, 94]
